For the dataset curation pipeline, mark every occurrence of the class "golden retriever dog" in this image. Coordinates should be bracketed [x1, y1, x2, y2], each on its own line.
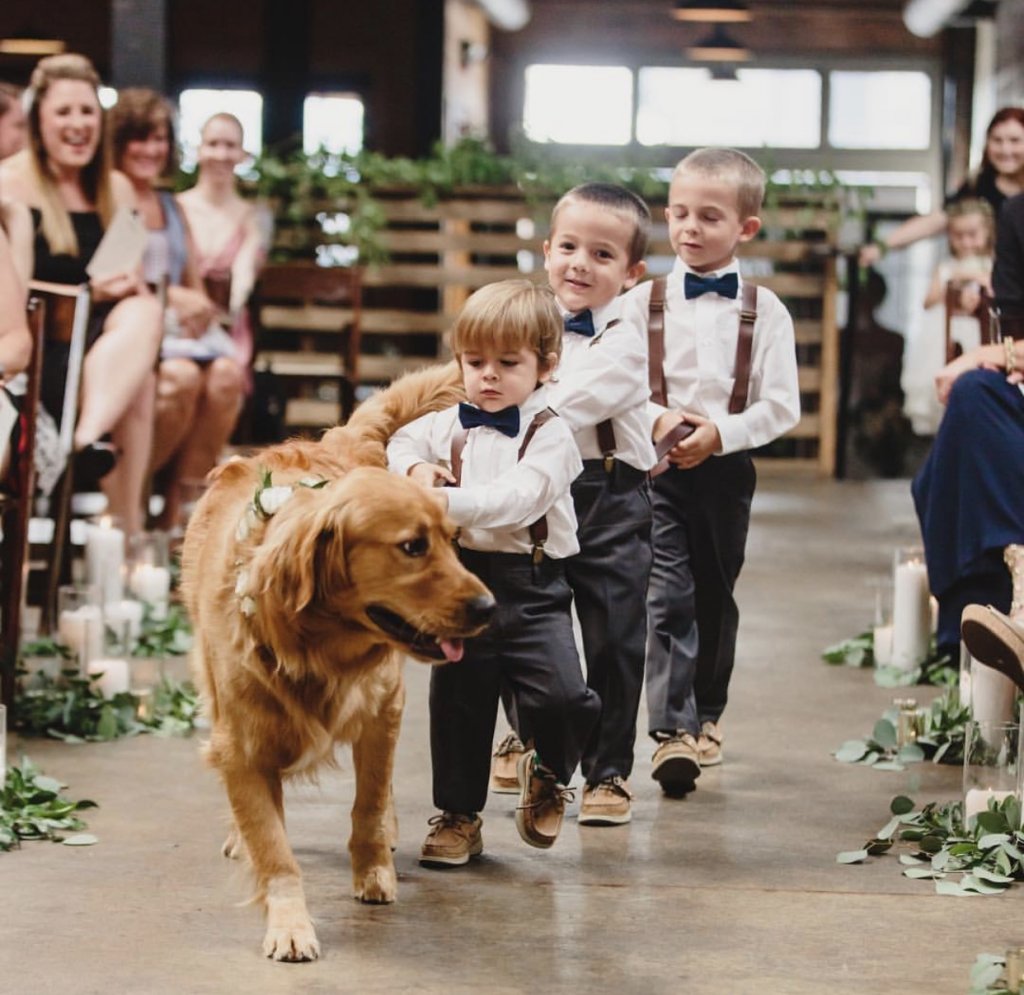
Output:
[181, 363, 494, 962]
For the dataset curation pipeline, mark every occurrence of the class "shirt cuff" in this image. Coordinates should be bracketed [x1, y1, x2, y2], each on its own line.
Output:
[444, 487, 475, 526]
[713, 415, 747, 456]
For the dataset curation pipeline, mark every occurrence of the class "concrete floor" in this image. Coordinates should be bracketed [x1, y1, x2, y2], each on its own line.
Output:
[1, 477, 1009, 995]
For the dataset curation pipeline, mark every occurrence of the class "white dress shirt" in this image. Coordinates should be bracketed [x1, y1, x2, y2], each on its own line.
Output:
[386, 384, 582, 558]
[622, 256, 801, 455]
[547, 298, 657, 472]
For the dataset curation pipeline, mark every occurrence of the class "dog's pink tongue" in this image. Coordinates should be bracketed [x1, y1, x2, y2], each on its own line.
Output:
[440, 638, 464, 662]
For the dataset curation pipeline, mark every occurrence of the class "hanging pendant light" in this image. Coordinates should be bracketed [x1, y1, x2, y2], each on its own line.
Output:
[685, 24, 751, 62]
[672, 0, 751, 23]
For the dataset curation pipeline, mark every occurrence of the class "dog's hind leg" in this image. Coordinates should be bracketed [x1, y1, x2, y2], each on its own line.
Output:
[222, 763, 320, 962]
[349, 708, 401, 904]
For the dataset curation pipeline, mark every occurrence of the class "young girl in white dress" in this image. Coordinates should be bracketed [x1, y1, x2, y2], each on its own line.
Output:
[903, 198, 995, 434]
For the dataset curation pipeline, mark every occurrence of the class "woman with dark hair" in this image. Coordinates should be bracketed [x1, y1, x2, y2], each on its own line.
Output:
[109, 89, 245, 530]
[860, 106, 1024, 265]
[0, 53, 161, 534]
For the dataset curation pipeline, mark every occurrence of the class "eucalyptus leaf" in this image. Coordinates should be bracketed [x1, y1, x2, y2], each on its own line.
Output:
[899, 853, 925, 865]
[62, 833, 98, 846]
[872, 760, 905, 772]
[903, 865, 942, 879]
[972, 867, 1015, 884]
[836, 849, 869, 864]
[934, 879, 975, 897]
[897, 744, 926, 763]
[873, 719, 898, 749]
[835, 740, 869, 764]
[890, 795, 915, 816]
[977, 833, 1011, 850]
[919, 835, 944, 854]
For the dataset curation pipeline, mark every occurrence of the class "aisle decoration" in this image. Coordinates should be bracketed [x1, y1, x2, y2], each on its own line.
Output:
[834, 688, 969, 771]
[821, 629, 955, 687]
[0, 759, 97, 851]
[837, 794, 1024, 897]
[972, 950, 1024, 994]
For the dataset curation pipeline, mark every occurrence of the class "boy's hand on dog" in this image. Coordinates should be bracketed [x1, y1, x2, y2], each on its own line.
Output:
[665, 412, 721, 469]
[408, 461, 455, 492]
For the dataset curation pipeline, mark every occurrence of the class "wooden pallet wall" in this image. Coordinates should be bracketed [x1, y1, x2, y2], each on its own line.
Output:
[269, 189, 840, 475]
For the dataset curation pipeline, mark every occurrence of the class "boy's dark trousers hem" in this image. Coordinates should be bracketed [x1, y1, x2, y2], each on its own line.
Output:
[645, 452, 755, 738]
[430, 549, 600, 815]
[565, 459, 652, 784]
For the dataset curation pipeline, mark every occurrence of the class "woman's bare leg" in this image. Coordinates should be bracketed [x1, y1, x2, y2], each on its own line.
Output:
[102, 370, 156, 535]
[151, 359, 202, 471]
[160, 357, 244, 530]
[74, 295, 162, 448]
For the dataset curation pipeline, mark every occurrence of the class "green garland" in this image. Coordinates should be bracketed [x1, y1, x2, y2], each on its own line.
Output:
[839, 793, 1024, 897]
[1, 759, 97, 851]
[821, 630, 957, 688]
[834, 686, 969, 771]
[971, 953, 1021, 994]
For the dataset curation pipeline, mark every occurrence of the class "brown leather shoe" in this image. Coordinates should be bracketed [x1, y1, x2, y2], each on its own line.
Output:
[651, 733, 701, 796]
[419, 812, 483, 867]
[515, 751, 573, 849]
[489, 731, 526, 794]
[697, 721, 723, 767]
[578, 776, 633, 826]
[961, 605, 1024, 692]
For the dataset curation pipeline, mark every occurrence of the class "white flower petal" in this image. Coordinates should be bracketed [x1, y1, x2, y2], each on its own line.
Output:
[240, 596, 257, 617]
[257, 486, 294, 517]
[234, 569, 250, 597]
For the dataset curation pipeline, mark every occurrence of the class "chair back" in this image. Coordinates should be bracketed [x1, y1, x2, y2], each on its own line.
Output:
[944, 280, 996, 362]
[249, 263, 363, 428]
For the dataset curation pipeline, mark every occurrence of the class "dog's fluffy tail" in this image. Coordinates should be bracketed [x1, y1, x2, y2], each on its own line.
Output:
[326, 361, 464, 450]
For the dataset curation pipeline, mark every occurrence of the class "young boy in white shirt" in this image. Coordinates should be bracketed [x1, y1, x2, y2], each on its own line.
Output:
[387, 279, 600, 866]
[540, 182, 657, 826]
[623, 148, 800, 795]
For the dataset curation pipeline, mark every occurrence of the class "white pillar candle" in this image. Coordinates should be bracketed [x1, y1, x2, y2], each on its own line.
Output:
[964, 787, 1015, 823]
[970, 658, 1016, 725]
[129, 564, 171, 619]
[85, 518, 125, 605]
[891, 557, 931, 670]
[0, 703, 6, 774]
[104, 599, 144, 641]
[87, 657, 130, 698]
[58, 606, 104, 668]
[873, 623, 894, 666]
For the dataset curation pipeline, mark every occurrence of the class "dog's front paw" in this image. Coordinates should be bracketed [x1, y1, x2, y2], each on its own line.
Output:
[354, 864, 397, 904]
[262, 917, 320, 962]
[221, 829, 245, 859]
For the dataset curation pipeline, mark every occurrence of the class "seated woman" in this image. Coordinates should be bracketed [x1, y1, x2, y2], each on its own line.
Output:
[912, 341, 1024, 661]
[109, 92, 248, 531]
[0, 219, 33, 482]
[0, 53, 162, 535]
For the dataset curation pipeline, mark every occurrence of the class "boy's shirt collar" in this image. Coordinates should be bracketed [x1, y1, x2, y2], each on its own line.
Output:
[673, 257, 741, 282]
[555, 297, 621, 335]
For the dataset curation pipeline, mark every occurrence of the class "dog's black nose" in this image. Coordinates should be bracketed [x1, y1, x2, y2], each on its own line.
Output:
[465, 594, 496, 627]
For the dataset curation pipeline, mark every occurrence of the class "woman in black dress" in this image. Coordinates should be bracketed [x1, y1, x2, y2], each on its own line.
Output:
[0, 53, 161, 534]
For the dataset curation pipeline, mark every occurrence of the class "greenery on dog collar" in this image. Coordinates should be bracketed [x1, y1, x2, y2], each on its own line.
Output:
[236, 468, 329, 544]
[1, 759, 98, 851]
[838, 793, 1024, 898]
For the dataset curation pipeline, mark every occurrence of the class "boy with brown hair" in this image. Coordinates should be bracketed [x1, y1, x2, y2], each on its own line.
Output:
[623, 148, 800, 795]
[388, 279, 600, 865]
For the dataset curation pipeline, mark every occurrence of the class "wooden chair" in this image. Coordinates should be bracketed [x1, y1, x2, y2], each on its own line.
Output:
[0, 296, 45, 706]
[945, 281, 996, 362]
[24, 280, 93, 632]
[248, 263, 363, 436]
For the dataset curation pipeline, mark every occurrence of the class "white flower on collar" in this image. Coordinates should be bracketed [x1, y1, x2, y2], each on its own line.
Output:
[255, 485, 293, 518]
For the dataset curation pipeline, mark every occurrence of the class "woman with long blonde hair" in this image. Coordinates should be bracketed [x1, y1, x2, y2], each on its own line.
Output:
[0, 53, 162, 533]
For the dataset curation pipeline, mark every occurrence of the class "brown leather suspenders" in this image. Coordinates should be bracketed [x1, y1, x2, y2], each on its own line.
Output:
[450, 407, 557, 563]
[648, 275, 757, 464]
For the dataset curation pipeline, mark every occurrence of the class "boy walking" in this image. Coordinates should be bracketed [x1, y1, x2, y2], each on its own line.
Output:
[623, 149, 800, 795]
[387, 279, 600, 865]
[542, 183, 657, 825]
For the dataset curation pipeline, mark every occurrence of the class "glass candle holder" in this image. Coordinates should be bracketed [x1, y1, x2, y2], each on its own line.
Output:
[871, 577, 894, 667]
[890, 546, 931, 671]
[84, 515, 126, 606]
[56, 583, 104, 674]
[962, 719, 1021, 829]
[893, 697, 923, 748]
[970, 653, 1016, 725]
[128, 531, 172, 621]
[86, 619, 132, 699]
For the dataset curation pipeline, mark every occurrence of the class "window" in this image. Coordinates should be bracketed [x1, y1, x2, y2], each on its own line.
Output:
[828, 71, 931, 150]
[177, 89, 264, 171]
[637, 68, 821, 149]
[523, 65, 633, 145]
[303, 93, 364, 156]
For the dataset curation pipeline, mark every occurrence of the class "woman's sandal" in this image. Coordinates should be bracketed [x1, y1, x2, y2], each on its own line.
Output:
[961, 604, 1024, 692]
[73, 441, 119, 486]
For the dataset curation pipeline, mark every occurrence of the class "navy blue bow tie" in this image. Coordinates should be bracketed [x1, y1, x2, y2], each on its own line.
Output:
[458, 402, 520, 438]
[684, 271, 739, 300]
[564, 309, 596, 337]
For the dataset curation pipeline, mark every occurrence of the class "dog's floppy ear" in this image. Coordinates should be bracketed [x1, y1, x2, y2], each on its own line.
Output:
[249, 491, 351, 616]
